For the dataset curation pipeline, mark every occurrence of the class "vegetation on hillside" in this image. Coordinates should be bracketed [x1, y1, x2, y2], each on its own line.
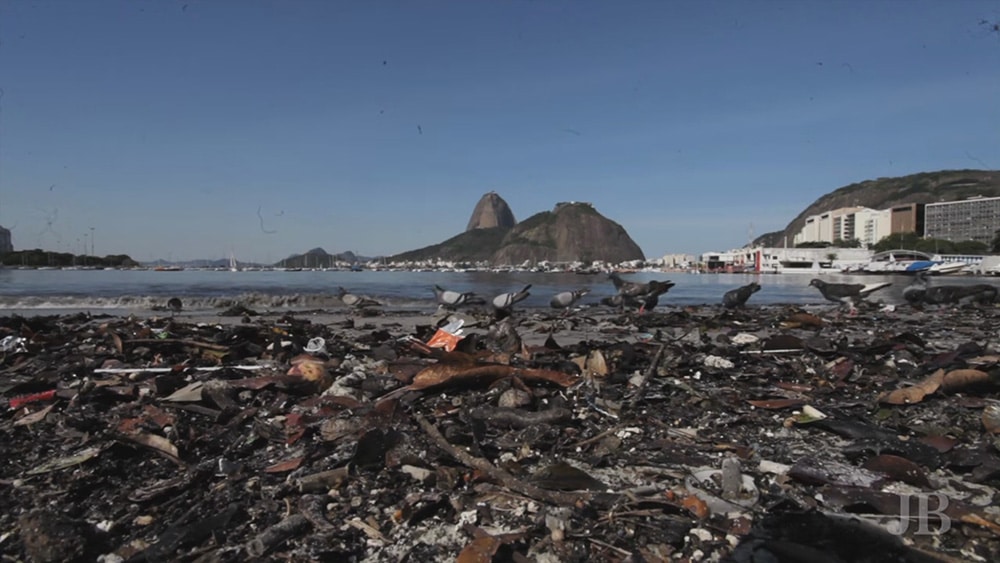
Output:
[869, 234, 988, 254]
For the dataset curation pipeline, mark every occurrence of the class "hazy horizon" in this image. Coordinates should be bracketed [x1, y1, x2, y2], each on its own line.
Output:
[2, 1, 999, 262]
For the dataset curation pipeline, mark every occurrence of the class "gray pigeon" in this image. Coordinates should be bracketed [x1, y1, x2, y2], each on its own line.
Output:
[600, 280, 674, 313]
[550, 288, 589, 310]
[638, 280, 675, 313]
[809, 278, 890, 311]
[723, 282, 761, 309]
[608, 272, 650, 297]
[166, 297, 183, 315]
[902, 273, 928, 305]
[492, 284, 532, 313]
[905, 272, 997, 305]
[337, 287, 381, 308]
[433, 285, 486, 309]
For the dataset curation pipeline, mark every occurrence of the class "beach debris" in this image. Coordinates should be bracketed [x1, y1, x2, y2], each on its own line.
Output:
[1, 304, 999, 561]
[425, 319, 466, 352]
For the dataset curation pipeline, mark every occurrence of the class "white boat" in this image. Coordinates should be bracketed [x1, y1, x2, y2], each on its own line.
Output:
[861, 250, 935, 274]
[229, 253, 241, 272]
[927, 261, 967, 275]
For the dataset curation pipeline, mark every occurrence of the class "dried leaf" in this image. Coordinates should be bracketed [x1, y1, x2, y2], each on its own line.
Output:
[681, 495, 709, 519]
[13, 403, 55, 426]
[125, 431, 181, 462]
[827, 358, 854, 381]
[779, 312, 824, 329]
[456, 536, 501, 563]
[747, 398, 806, 410]
[26, 447, 102, 475]
[264, 456, 305, 473]
[162, 382, 204, 402]
[940, 369, 991, 392]
[918, 435, 958, 453]
[109, 331, 123, 355]
[967, 355, 1000, 366]
[586, 350, 609, 377]
[960, 513, 1000, 536]
[861, 454, 931, 487]
[878, 368, 945, 405]
[409, 364, 577, 391]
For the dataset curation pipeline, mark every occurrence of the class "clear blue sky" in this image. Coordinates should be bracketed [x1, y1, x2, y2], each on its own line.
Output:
[2, 1, 999, 263]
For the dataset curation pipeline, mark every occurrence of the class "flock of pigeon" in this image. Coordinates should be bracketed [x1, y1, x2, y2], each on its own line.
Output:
[427, 274, 763, 317]
[160, 273, 999, 318]
[334, 274, 1000, 317]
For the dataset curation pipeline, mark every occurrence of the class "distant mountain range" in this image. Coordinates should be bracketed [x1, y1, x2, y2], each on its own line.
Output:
[146, 248, 374, 268]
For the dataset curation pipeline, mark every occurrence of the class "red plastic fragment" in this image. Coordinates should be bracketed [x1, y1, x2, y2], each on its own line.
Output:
[9, 389, 57, 410]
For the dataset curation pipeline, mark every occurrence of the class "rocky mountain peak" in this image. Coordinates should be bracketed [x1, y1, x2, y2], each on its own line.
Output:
[466, 191, 516, 232]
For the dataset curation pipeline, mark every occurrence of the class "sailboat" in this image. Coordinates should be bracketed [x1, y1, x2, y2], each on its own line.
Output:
[229, 252, 241, 272]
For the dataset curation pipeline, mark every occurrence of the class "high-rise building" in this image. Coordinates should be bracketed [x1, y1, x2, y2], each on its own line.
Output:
[890, 203, 924, 234]
[924, 196, 1000, 244]
[0, 226, 12, 254]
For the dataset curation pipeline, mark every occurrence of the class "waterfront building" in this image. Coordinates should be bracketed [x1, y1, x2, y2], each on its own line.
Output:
[924, 196, 1000, 245]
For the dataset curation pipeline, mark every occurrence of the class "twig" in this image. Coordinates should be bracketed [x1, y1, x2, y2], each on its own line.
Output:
[625, 343, 666, 408]
[570, 425, 623, 449]
[467, 406, 572, 429]
[125, 338, 230, 351]
[93, 365, 266, 374]
[585, 537, 632, 557]
[414, 414, 589, 506]
[246, 514, 310, 557]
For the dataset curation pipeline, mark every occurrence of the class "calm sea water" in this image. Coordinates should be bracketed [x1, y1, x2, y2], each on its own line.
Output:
[0, 268, 992, 314]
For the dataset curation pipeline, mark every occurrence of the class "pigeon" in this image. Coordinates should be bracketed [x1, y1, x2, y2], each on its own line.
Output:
[902, 273, 929, 305]
[550, 288, 589, 310]
[723, 282, 761, 309]
[166, 297, 183, 315]
[600, 280, 674, 313]
[433, 285, 486, 310]
[600, 293, 635, 309]
[337, 287, 381, 308]
[809, 278, 891, 312]
[492, 284, 532, 314]
[906, 272, 997, 305]
[638, 280, 675, 313]
[608, 272, 650, 297]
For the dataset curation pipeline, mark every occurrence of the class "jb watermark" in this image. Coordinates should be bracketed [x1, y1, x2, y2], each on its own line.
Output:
[894, 493, 951, 535]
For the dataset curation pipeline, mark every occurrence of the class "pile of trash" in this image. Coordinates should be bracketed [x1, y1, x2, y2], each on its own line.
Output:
[1, 304, 999, 562]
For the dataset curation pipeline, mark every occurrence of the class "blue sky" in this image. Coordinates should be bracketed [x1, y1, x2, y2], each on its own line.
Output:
[1, 1, 999, 263]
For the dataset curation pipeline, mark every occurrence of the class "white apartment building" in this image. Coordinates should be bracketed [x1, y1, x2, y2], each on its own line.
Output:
[793, 207, 865, 244]
[852, 208, 892, 246]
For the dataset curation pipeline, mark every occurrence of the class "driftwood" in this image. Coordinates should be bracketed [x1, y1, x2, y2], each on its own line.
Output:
[415, 414, 590, 506]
